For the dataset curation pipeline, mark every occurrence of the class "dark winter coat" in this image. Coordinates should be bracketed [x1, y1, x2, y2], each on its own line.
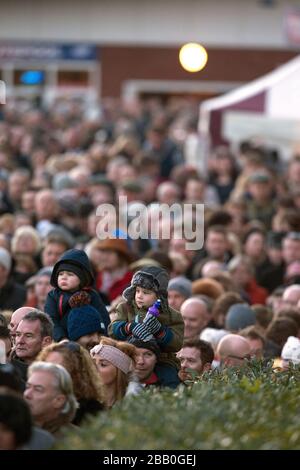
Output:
[0, 278, 26, 311]
[109, 300, 184, 370]
[45, 288, 109, 342]
[45, 248, 109, 341]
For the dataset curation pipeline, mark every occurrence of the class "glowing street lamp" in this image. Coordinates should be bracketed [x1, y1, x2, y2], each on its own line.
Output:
[179, 43, 208, 73]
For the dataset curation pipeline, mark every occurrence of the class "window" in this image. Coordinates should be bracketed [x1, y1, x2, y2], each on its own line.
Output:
[57, 70, 89, 87]
[14, 69, 45, 86]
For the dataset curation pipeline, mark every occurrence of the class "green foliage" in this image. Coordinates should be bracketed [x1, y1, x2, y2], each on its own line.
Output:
[58, 363, 300, 450]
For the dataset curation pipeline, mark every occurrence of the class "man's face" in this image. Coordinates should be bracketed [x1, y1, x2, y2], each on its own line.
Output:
[77, 332, 101, 351]
[247, 338, 264, 359]
[9, 174, 28, 200]
[181, 303, 209, 339]
[42, 242, 67, 267]
[134, 347, 157, 382]
[282, 239, 300, 265]
[21, 191, 36, 214]
[281, 288, 300, 308]
[185, 180, 205, 202]
[15, 320, 49, 363]
[24, 370, 65, 424]
[177, 347, 204, 381]
[35, 192, 57, 220]
[35, 275, 52, 304]
[221, 340, 251, 368]
[168, 290, 186, 311]
[8, 309, 31, 342]
[248, 181, 272, 201]
[205, 232, 227, 260]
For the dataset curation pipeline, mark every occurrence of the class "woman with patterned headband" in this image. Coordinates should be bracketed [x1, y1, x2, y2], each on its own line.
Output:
[90, 337, 139, 408]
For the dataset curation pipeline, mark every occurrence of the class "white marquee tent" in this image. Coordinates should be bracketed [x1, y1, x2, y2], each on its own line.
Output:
[199, 54, 300, 157]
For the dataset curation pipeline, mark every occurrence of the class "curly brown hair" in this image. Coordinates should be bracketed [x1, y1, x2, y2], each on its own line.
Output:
[37, 341, 103, 403]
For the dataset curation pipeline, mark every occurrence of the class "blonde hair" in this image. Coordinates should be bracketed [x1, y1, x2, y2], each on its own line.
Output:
[11, 225, 41, 255]
[93, 337, 136, 408]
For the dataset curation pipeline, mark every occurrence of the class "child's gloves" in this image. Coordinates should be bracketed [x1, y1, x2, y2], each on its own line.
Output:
[143, 300, 162, 334]
[147, 300, 161, 317]
[132, 323, 154, 342]
[143, 314, 162, 335]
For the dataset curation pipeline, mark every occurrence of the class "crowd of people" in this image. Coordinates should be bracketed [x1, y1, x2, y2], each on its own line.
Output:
[0, 95, 300, 449]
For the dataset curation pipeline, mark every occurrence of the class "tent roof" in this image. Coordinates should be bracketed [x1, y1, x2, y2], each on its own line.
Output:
[200, 54, 300, 114]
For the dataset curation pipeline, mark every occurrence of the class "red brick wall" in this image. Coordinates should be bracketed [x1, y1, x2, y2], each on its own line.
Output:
[100, 45, 297, 97]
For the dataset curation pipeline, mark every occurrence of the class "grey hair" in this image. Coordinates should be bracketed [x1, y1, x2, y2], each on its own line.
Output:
[227, 255, 254, 276]
[28, 361, 78, 419]
[22, 310, 54, 339]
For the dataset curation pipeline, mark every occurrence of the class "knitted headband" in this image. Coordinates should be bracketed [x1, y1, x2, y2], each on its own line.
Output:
[90, 344, 132, 374]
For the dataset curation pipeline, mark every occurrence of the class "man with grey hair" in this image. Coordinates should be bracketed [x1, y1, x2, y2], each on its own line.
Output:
[156, 181, 181, 205]
[11, 310, 53, 386]
[180, 297, 211, 339]
[168, 276, 192, 311]
[24, 361, 78, 437]
[281, 284, 300, 309]
[8, 307, 36, 344]
[216, 334, 251, 369]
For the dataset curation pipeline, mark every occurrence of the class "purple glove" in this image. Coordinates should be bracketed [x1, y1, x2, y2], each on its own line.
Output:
[143, 300, 162, 334]
[147, 300, 161, 318]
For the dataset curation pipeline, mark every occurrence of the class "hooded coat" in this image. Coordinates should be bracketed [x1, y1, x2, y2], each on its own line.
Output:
[45, 249, 109, 341]
[108, 266, 184, 370]
[109, 301, 183, 370]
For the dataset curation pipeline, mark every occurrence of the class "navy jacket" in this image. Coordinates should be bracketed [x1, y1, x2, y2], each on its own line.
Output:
[45, 288, 109, 342]
[45, 248, 109, 341]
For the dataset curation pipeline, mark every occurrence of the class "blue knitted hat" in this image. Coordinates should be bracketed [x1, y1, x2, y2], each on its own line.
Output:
[225, 304, 256, 332]
[67, 305, 105, 341]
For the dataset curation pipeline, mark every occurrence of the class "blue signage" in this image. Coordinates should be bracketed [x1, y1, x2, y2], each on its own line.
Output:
[0, 42, 97, 61]
[20, 70, 45, 85]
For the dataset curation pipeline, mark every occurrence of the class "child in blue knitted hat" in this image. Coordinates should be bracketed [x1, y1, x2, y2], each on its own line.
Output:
[45, 248, 109, 342]
[108, 266, 184, 388]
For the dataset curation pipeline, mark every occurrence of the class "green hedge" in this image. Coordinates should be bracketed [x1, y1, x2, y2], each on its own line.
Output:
[58, 363, 300, 450]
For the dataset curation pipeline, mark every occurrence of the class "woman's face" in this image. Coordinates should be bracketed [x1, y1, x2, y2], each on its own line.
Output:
[94, 357, 117, 386]
[98, 250, 120, 271]
[16, 235, 36, 254]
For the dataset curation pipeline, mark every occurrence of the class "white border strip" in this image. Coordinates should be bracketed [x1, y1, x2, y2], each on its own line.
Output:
[122, 79, 242, 100]
[0, 80, 5, 104]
